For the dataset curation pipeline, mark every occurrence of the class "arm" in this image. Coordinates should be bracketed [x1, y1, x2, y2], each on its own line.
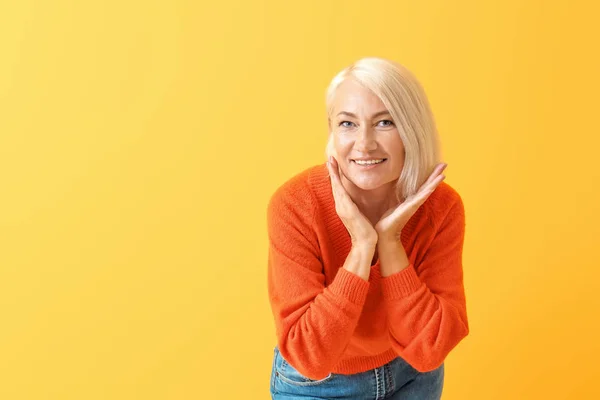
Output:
[267, 181, 374, 380]
[377, 199, 469, 372]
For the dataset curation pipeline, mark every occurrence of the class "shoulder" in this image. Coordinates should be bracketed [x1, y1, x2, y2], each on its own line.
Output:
[267, 164, 325, 221]
[423, 181, 465, 229]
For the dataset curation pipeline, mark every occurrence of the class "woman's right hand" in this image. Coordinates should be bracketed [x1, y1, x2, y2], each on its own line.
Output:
[327, 156, 378, 248]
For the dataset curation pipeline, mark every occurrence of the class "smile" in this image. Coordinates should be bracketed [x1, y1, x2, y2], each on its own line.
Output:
[351, 158, 387, 166]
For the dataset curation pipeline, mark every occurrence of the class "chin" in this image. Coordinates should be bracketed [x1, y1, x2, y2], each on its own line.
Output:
[348, 173, 400, 191]
[348, 178, 387, 191]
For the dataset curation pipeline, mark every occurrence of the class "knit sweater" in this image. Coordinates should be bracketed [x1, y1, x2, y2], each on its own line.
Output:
[266, 162, 469, 380]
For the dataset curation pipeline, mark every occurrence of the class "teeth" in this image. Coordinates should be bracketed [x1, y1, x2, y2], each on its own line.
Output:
[354, 159, 384, 165]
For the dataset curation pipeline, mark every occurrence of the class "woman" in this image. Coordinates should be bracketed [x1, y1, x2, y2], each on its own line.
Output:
[267, 57, 469, 399]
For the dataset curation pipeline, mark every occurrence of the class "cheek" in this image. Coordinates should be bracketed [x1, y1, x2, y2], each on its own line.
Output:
[387, 135, 405, 156]
[334, 136, 353, 154]
[391, 151, 406, 168]
[385, 136, 406, 168]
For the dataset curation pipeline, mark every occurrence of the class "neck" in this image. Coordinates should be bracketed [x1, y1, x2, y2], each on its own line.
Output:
[340, 175, 398, 225]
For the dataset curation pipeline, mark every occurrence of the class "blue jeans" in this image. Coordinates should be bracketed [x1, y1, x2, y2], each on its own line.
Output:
[270, 346, 444, 399]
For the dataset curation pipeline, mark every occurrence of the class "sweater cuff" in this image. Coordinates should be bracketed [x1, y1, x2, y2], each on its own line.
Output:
[381, 263, 423, 300]
[328, 267, 370, 305]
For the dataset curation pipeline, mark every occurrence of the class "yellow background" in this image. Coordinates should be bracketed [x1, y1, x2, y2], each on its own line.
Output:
[1, 1, 599, 399]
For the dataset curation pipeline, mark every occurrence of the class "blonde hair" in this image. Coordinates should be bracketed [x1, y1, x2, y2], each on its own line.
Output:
[324, 57, 441, 202]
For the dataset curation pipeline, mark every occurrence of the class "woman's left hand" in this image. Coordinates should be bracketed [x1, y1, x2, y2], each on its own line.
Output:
[375, 163, 448, 243]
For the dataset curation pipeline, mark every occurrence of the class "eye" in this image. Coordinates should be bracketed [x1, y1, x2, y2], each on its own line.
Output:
[338, 120, 354, 128]
[378, 120, 394, 127]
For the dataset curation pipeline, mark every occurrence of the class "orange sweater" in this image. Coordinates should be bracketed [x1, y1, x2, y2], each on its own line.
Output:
[267, 163, 469, 380]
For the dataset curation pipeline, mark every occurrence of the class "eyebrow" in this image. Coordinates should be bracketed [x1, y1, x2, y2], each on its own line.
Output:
[336, 110, 391, 119]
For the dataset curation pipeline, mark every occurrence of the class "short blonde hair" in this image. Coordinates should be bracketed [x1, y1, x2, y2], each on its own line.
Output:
[325, 57, 441, 202]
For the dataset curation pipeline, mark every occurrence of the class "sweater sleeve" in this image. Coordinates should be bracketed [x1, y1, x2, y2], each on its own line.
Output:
[267, 178, 370, 380]
[379, 197, 469, 372]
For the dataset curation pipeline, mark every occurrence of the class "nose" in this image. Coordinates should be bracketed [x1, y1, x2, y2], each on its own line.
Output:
[354, 125, 377, 152]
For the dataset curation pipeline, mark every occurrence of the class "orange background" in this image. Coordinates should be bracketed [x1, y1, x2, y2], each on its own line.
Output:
[1, 1, 599, 399]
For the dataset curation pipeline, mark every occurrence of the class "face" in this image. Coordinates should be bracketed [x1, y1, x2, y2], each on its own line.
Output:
[329, 79, 405, 192]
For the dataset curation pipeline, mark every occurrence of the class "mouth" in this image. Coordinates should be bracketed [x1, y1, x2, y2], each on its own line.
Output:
[351, 158, 387, 167]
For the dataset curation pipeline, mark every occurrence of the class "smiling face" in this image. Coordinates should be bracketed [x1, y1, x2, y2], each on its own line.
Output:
[329, 79, 405, 193]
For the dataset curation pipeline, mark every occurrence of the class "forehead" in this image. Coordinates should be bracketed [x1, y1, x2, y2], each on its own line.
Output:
[332, 79, 386, 114]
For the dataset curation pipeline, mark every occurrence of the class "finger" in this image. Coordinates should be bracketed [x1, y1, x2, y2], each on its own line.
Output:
[414, 173, 446, 204]
[327, 157, 342, 191]
[419, 163, 447, 191]
[333, 157, 350, 182]
[423, 163, 446, 187]
[328, 158, 361, 219]
[327, 157, 348, 203]
[328, 157, 348, 194]
[387, 178, 443, 222]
